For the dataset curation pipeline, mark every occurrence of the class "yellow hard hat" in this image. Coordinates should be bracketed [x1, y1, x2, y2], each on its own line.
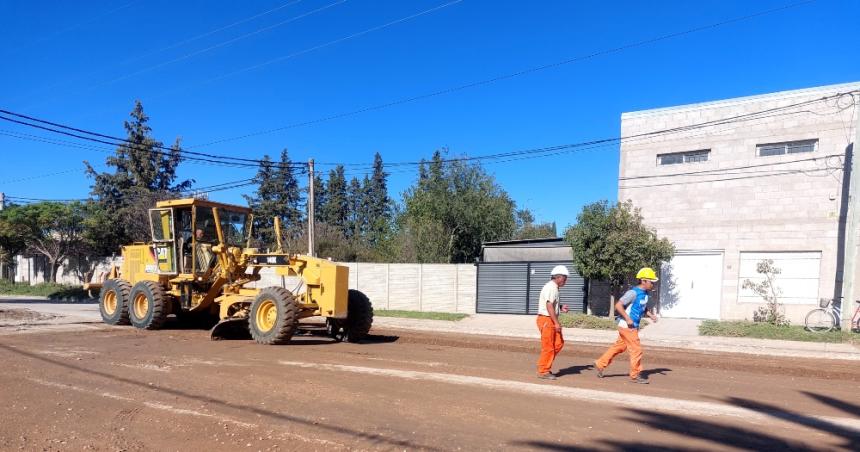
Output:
[636, 267, 659, 281]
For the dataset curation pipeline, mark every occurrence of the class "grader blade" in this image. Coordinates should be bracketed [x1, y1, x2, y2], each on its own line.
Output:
[210, 317, 251, 341]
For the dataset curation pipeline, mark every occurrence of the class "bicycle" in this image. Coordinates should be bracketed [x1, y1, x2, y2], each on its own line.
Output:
[804, 298, 860, 333]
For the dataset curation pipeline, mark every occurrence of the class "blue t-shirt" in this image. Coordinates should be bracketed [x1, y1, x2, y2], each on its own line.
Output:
[616, 287, 648, 329]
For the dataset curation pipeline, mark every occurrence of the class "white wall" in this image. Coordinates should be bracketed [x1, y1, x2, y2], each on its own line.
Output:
[253, 263, 477, 314]
[619, 82, 859, 323]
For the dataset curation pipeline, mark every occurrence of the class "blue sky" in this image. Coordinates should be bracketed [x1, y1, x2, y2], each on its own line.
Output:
[1, 0, 858, 229]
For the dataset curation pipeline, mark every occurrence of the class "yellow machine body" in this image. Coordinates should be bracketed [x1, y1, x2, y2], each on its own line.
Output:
[90, 198, 369, 344]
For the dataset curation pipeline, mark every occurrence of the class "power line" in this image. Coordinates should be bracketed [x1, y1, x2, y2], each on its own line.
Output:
[96, 0, 348, 88]
[8, 0, 305, 107]
[328, 91, 855, 170]
[190, 0, 465, 89]
[5, 1, 139, 56]
[0, 109, 307, 169]
[187, 0, 818, 149]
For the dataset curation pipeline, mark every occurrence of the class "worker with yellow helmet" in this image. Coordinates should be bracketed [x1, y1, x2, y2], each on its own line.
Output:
[594, 267, 660, 384]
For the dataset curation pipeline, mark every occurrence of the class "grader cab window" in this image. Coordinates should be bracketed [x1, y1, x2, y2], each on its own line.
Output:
[148, 208, 177, 274]
[219, 210, 248, 247]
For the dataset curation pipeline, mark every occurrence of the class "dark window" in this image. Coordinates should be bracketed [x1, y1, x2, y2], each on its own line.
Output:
[757, 139, 816, 157]
[657, 149, 710, 166]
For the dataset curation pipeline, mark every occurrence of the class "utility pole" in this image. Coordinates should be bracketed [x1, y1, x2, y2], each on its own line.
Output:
[840, 107, 860, 330]
[308, 159, 316, 257]
[0, 192, 5, 211]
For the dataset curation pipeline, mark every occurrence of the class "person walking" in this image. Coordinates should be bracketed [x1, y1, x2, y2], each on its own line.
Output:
[595, 267, 659, 384]
[536, 265, 570, 380]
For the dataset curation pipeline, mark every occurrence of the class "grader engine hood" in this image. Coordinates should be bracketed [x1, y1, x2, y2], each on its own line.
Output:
[246, 253, 349, 319]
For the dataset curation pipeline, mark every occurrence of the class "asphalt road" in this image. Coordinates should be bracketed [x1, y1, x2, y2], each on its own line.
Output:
[0, 305, 859, 451]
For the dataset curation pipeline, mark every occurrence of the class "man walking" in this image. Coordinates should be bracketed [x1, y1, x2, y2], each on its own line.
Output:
[536, 265, 570, 380]
[595, 267, 659, 384]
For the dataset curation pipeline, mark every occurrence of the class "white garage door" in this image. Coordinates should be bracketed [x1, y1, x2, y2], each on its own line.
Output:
[659, 252, 723, 319]
[738, 252, 821, 305]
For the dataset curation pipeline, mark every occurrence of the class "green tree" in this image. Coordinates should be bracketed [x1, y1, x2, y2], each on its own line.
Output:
[742, 259, 789, 326]
[84, 100, 192, 252]
[564, 200, 674, 300]
[514, 209, 556, 240]
[320, 166, 348, 232]
[2, 202, 88, 282]
[244, 149, 304, 249]
[365, 152, 392, 246]
[0, 204, 28, 276]
[399, 150, 517, 263]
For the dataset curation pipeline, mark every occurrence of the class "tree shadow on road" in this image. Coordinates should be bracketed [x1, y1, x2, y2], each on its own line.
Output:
[801, 391, 860, 418]
[512, 392, 860, 451]
[722, 395, 860, 450]
[0, 343, 437, 451]
[511, 408, 815, 451]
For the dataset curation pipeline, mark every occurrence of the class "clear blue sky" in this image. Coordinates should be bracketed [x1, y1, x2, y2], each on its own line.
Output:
[1, 0, 858, 229]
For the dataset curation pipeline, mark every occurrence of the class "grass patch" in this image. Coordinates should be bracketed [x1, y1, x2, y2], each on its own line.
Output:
[558, 313, 618, 330]
[374, 310, 469, 321]
[558, 313, 650, 330]
[0, 280, 93, 300]
[699, 320, 860, 344]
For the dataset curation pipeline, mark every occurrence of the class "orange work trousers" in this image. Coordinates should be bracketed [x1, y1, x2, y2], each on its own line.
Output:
[596, 327, 642, 379]
[536, 315, 564, 374]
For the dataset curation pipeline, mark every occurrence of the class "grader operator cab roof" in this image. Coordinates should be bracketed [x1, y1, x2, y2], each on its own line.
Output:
[155, 198, 252, 214]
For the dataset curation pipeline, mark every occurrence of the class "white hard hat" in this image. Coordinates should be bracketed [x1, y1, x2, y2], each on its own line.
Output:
[550, 265, 569, 277]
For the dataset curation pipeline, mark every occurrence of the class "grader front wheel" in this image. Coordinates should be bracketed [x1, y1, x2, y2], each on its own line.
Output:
[128, 281, 169, 330]
[99, 279, 131, 325]
[249, 287, 299, 345]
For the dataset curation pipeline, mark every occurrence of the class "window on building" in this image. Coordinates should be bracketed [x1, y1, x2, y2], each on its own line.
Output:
[657, 149, 710, 165]
[756, 139, 817, 157]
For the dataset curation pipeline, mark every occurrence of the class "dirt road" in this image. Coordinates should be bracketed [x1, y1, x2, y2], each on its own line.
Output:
[0, 308, 858, 451]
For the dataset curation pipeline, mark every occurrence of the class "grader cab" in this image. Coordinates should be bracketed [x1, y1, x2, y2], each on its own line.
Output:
[90, 198, 373, 344]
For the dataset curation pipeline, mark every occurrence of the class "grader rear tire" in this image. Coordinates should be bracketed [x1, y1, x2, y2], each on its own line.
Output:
[129, 281, 169, 330]
[345, 289, 373, 343]
[249, 287, 299, 345]
[99, 279, 131, 325]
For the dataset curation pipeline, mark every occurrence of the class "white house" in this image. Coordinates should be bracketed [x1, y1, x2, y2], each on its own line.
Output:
[618, 82, 859, 323]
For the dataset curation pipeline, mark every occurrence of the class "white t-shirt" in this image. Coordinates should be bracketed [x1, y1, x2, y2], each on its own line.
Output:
[538, 280, 560, 316]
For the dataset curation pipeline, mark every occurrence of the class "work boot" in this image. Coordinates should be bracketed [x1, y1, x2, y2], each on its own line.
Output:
[537, 372, 558, 381]
[631, 376, 649, 384]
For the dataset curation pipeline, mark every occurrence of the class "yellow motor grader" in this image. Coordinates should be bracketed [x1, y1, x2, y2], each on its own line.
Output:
[87, 198, 373, 344]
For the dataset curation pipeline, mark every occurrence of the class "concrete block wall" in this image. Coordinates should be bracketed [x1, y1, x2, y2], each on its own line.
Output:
[255, 263, 477, 314]
[619, 82, 859, 323]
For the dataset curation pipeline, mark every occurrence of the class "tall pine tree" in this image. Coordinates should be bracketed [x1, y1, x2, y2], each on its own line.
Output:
[84, 100, 192, 252]
[244, 149, 303, 249]
[320, 166, 348, 232]
[364, 152, 391, 245]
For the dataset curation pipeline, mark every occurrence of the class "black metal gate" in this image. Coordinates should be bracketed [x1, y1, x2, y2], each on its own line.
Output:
[476, 261, 586, 314]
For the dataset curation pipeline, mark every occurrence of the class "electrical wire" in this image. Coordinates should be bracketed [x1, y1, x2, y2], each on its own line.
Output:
[186, 0, 819, 149]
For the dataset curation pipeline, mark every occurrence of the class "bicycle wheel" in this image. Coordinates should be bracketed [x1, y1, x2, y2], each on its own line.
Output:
[805, 308, 835, 332]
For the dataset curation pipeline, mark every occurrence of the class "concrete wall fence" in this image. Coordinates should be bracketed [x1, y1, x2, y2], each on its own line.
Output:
[8, 256, 478, 314]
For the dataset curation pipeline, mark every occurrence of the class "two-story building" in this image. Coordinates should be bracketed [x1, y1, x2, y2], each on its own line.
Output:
[618, 82, 859, 323]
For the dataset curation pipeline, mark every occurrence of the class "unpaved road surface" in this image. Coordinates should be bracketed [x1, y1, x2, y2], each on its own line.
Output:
[0, 309, 859, 451]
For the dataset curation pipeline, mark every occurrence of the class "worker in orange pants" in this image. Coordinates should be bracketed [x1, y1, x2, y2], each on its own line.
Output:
[536, 265, 570, 380]
[595, 267, 659, 384]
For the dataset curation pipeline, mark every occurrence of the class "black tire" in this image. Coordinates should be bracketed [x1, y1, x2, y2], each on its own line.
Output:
[804, 308, 836, 333]
[99, 279, 131, 325]
[129, 281, 169, 330]
[249, 287, 299, 345]
[345, 289, 373, 343]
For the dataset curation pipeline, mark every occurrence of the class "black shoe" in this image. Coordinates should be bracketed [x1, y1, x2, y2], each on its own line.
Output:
[538, 373, 558, 381]
[631, 376, 649, 384]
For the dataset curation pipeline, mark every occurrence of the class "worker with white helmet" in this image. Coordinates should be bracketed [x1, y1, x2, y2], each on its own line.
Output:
[595, 267, 660, 384]
[536, 265, 571, 380]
